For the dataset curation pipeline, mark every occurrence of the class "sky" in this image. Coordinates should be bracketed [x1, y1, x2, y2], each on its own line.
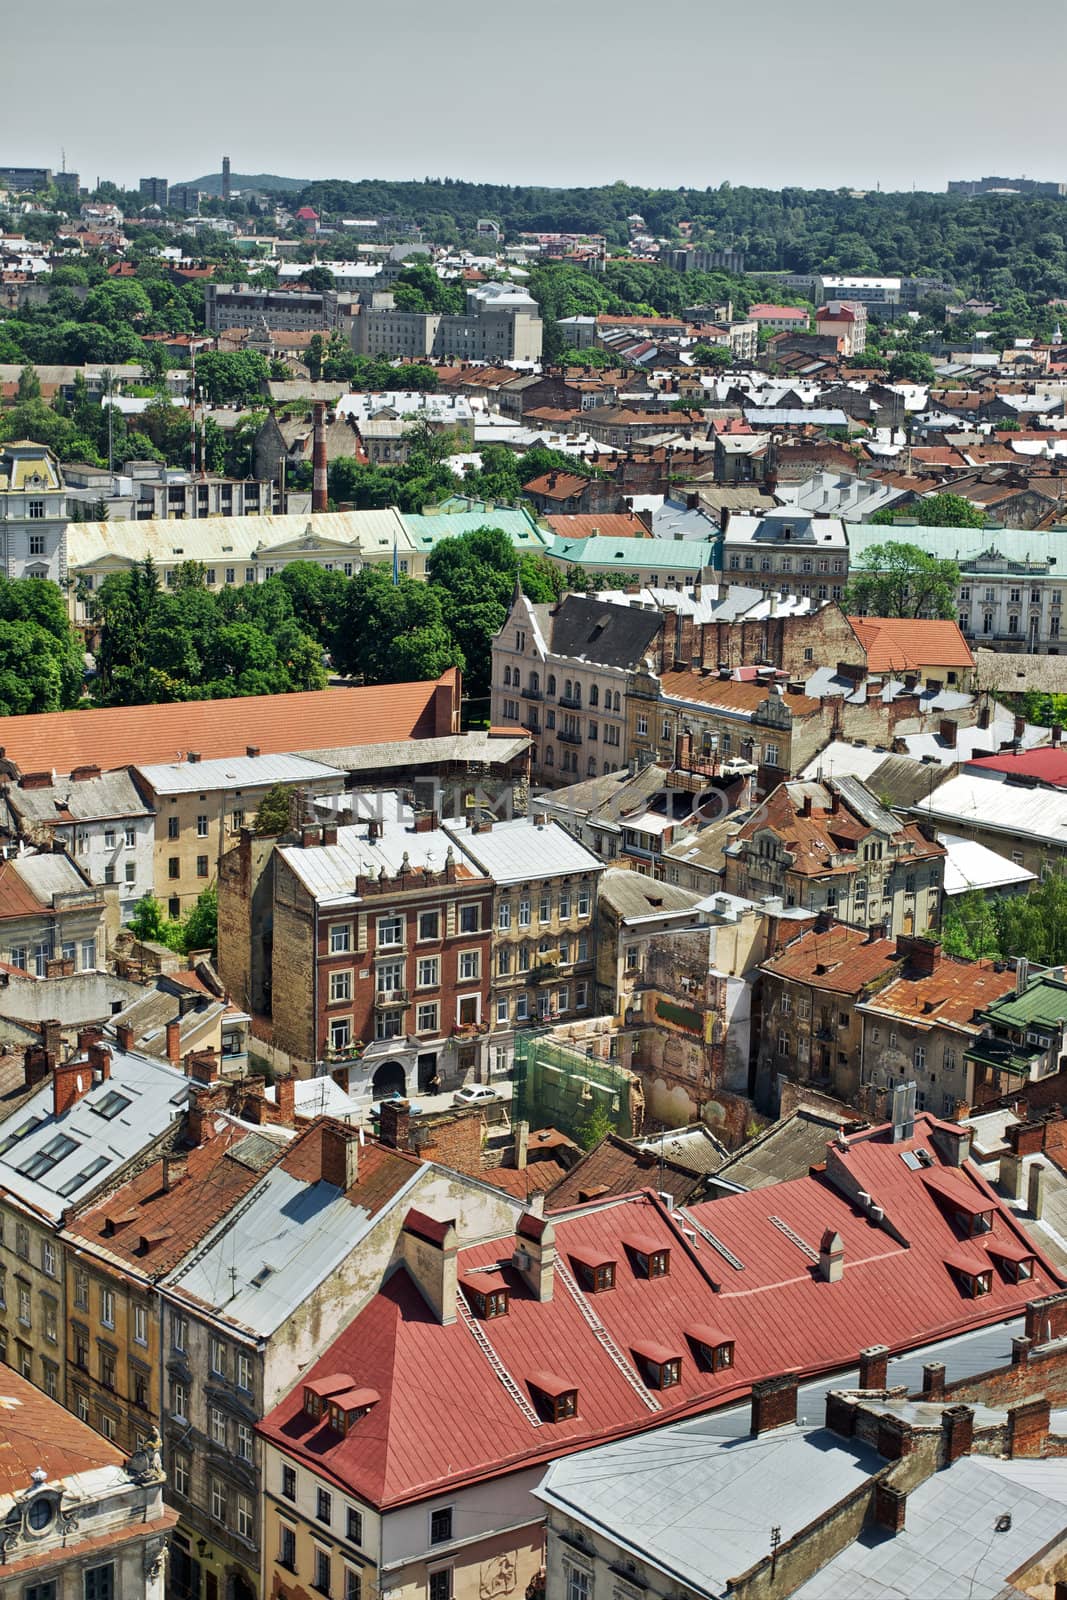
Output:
[7, 0, 1067, 195]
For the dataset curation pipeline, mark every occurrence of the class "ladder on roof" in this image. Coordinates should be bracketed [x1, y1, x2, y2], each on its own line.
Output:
[554, 1259, 660, 1413]
[769, 1215, 819, 1263]
[676, 1207, 745, 1272]
[455, 1289, 542, 1428]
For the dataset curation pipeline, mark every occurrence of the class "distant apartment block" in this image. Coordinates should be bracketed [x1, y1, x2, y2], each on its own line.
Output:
[204, 283, 341, 334]
[949, 175, 1067, 197]
[138, 176, 169, 207]
[355, 281, 542, 362]
[0, 165, 52, 191]
[0, 440, 69, 583]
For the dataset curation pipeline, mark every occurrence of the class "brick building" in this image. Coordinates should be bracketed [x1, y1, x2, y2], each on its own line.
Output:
[261, 808, 495, 1097]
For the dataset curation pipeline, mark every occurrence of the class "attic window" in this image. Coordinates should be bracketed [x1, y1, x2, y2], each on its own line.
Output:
[956, 1267, 992, 1298]
[327, 1388, 380, 1435]
[529, 1372, 578, 1422]
[627, 1238, 670, 1278]
[592, 1263, 615, 1293]
[471, 1288, 509, 1319]
[688, 1328, 735, 1372]
[93, 1090, 132, 1120]
[304, 1390, 324, 1419]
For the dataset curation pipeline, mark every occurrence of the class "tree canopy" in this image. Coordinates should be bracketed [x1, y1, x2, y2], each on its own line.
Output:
[942, 877, 1067, 968]
[843, 541, 960, 619]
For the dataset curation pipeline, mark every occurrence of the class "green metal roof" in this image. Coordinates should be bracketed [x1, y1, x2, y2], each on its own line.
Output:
[848, 523, 1067, 573]
[544, 535, 720, 571]
[974, 974, 1067, 1029]
[401, 503, 551, 552]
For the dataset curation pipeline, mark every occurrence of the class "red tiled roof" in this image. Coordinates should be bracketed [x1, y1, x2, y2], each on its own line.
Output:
[749, 305, 809, 320]
[862, 955, 1016, 1030]
[968, 748, 1067, 787]
[257, 1114, 1061, 1510]
[546, 1132, 701, 1209]
[523, 472, 591, 499]
[545, 514, 650, 540]
[0, 1364, 124, 1494]
[0, 672, 459, 775]
[762, 925, 900, 993]
[847, 616, 975, 673]
[279, 1125, 421, 1210]
[0, 859, 50, 919]
[735, 785, 945, 878]
[66, 1122, 279, 1274]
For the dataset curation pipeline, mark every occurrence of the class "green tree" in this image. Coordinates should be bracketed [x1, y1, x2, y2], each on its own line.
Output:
[16, 364, 40, 403]
[940, 891, 1001, 961]
[331, 568, 462, 683]
[871, 493, 985, 530]
[843, 542, 960, 618]
[691, 343, 733, 369]
[887, 350, 937, 385]
[182, 885, 218, 955]
[579, 1102, 613, 1151]
[126, 895, 177, 947]
[194, 351, 271, 406]
[305, 333, 325, 381]
[253, 783, 293, 835]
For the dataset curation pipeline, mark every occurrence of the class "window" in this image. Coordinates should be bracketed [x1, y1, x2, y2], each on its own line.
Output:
[539, 892, 551, 923]
[236, 1493, 253, 1540]
[84, 1567, 115, 1600]
[458, 950, 481, 981]
[430, 1506, 453, 1544]
[172, 1381, 188, 1421]
[173, 1452, 190, 1498]
[345, 1569, 361, 1600]
[418, 956, 439, 988]
[125, 859, 137, 885]
[210, 1406, 227, 1446]
[282, 1464, 297, 1500]
[459, 903, 480, 934]
[330, 1018, 352, 1051]
[226, 567, 236, 585]
[100, 1287, 114, 1329]
[417, 1002, 439, 1034]
[41, 1239, 56, 1278]
[518, 897, 531, 927]
[167, 815, 180, 840]
[314, 1549, 331, 1594]
[566, 1568, 590, 1600]
[196, 854, 209, 878]
[318, 1486, 333, 1524]
[168, 856, 180, 880]
[418, 910, 440, 942]
[236, 1350, 252, 1392]
[430, 1572, 453, 1600]
[210, 1336, 226, 1376]
[210, 1477, 227, 1524]
[232, 809, 245, 831]
[347, 1506, 364, 1545]
[497, 902, 511, 930]
[329, 969, 352, 1003]
[280, 1524, 297, 1571]
[172, 1314, 187, 1352]
[17, 1285, 30, 1326]
[377, 915, 402, 948]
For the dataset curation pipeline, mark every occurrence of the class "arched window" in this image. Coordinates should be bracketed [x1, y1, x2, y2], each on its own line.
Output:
[503, 665, 512, 685]
[547, 674, 556, 696]
[545, 747, 554, 766]
[589, 685, 598, 707]
[529, 670, 539, 693]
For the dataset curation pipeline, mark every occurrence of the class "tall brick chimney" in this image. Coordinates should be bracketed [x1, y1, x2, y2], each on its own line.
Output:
[513, 1211, 555, 1302]
[321, 1123, 360, 1191]
[53, 1060, 93, 1118]
[750, 1373, 798, 1435]
[312, 401, 328, 512]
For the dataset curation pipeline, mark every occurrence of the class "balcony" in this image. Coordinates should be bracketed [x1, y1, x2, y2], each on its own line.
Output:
[531, 962, 560, 984]
[558, 727, 582, 745]
[521, 685, 543, 701]
[375, 988, 410, 1007]
[324, 1041, 364, 1063]
[521, 718, 541, 735]
[558, 692, 582, 710]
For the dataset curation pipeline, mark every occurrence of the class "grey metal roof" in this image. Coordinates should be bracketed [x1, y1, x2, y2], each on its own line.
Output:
[0, 1047, 188, 1222]
[278, 803, 482, 903]
[10, 853, 94, 905]
[295, 732, 529, 772]
[597, 867, 704, 922]
[135, 752, 345, 796]
[712, 1110, 849, 1191]
[163, 1157, 424, 1336]
[546, 595, 664, 670]
[7, 770, 152, 825]
[631, 1124, 729, 1174]
[445, 817, 603, 885]
[911, 771, 1067, 845]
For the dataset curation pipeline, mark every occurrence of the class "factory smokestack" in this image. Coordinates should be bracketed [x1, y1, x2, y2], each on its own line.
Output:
[222, 155, 231, 202]
[312, 401, 329, 513]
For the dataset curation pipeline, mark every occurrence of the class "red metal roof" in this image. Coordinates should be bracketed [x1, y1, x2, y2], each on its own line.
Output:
[923, 1168, 995, 1216]
[0, 1364, 124, 1494]
[968, 748, 1067, 787]
[257, 1114, 1062, 1510]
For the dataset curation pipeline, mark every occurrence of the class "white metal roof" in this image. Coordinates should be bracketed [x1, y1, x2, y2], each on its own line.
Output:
[912, 771, 1067, 844]
[444, 817, 603, 885]
[134, 753, 345, 796]
[938, 832, 1037, 895]
[278, 802, 484, 903]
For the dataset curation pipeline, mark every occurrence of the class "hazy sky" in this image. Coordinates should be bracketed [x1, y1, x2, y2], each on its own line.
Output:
[8, 0, 1066, 194]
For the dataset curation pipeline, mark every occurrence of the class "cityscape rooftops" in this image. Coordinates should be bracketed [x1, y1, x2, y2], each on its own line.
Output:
[134, 751, 344, 796]
[277, 802, 488, 903]
[256, 1113, 1060, 1509]
[846, 615, 974, 673]
[445, 816, 604, 885]
[761, 924, 900, 994]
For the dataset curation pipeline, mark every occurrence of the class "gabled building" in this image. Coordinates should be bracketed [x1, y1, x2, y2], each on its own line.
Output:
[0, 439, 69, 582]
[0, 849, 108, 977]
[725, 776, 945, 934]
[256, 1113, 1061, 1600]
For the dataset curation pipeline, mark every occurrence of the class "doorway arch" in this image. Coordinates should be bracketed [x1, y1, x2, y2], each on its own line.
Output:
[371, 1060, 407, 1098]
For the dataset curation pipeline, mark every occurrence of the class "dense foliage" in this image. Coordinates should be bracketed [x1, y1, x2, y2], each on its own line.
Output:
[127, 886, 218, 954]
[870, 494, 987, 530]
[843, 542, 961, 619]
[0, 576, 85, 715]
[941, 878, 1067, 966]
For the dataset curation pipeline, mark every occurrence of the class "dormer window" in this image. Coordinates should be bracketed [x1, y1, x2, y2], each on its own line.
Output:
[987, 1240, 1036, 1283]
[304, 1390, 324, 1419]
[473, 1288, 509, 1319]
[462, 1270, 509, 1318]
[529, 1372, 578, 1422]
[632, 1341, 683, 1389]
[946, 1246, 994, 1298]
[570, 1251, 616, 1293]
[625, 1235, 670, 1278]
[303, 1373, 357, 1420]
[688, 1327, 735, 1372]
[326, 1387, 380, 1435]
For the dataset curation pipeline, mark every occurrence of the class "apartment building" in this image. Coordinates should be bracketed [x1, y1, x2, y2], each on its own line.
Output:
[257, 1118, 1059, 1600]
[204, 283, 342, 333]
[0, 850, 107, 976]
[0, 1365, 176, 1600]
[355, 282, 543, 362]
[0, 1031, 188, 1411]
[447, 815, 604, 1061]
[492, 591, 664, 786]
[133, 751, 346, 918]
[0, 438, 69, 582]
[3, 765, 155, 921]
[245, 806, 494, 1094]
[721, 510, 849, 599]
[725, 776, 946, 933]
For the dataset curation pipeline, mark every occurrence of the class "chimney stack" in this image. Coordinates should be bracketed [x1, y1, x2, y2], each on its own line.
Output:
[186, 1050, 219, 1085]
[275, 1075, 296, 1123]
[379, 1099, 412, 1151]
[165, 1019, 182, 1066]
[53, 1060, 93, 1119]
[513, 1211, 555, 1302]
[321, 1122, 360, 1191]
[401, 1208, 458, 1324]
[312, 402, 329, 513]
[116, 1023, 135, 1054]
[750, 1373, 798, 1435]
[819, 1229, 845, 1282]
[162, 1153, 187, 1192]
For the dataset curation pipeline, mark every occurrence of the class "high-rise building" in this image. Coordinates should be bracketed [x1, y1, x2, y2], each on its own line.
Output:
[139, 176, 169, 208]
[222, 154, 231, 201]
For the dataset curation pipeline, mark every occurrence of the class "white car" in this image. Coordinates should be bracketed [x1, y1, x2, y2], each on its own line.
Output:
[452, 1084, 498, 1107]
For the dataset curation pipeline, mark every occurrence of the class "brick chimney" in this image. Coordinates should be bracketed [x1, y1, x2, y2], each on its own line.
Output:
[53, 1059, 93, 1118]
[819, 1229, 844, 1282]
[1008, 1396, 1050, 1458]
[115, 1022, 135, 1053]
[750, 1373, 798, 1435]
[275, 1075, 296, 1123]
[23, 1043, 52, 1088]
[88, 1041, 112, 1080]
[921, 1362, 945, 1399]
[401, 1208, 458, 1325]
[312, 402, 328, 513]
[858, 1344, 888, 1389]
[165, 1019, 181, 1067]
[187, 1050, 219, 1086]
[41, 1019, 63, 1060]
[162, 1153, 188, 1192]
[379, 1099, 411, 1151]
[873, 1483, 907, 1533]
[939, 718, 958, 749]
[942, 1404, 974, 1463]
[513, 1211, 555, 1302]
[321, 1122, 360, 1191]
